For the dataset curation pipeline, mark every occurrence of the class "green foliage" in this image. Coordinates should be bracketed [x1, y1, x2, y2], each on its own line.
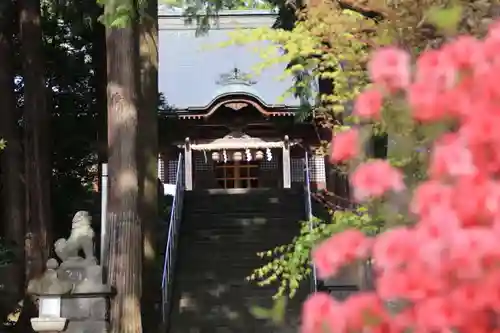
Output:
[222, 4, 372, 129]
[36, 1, 104, 232]
[216, 3, 383, 301]
[0, 239, 14, 266]
[247, 208, 382, 299]
[164, 0, 274, 9]
[160, 0, 275, 34]
[0, 139, 6, 150]
[250, 296, 287, 325]
[426, 3, 463, 34]
[217, 6, 383, 300]
[95, 0, 152, 27]
[216, 0, 500, 311]
[97, 0, 136, 27]
[97, 0, 275, 30]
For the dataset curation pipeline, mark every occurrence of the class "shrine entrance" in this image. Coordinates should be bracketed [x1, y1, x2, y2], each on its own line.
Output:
[215, 161, 259, 189]
[183, 132, 293, 191]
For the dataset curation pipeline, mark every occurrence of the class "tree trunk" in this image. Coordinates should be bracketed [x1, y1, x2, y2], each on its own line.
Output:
[105, 5, 143, 332]
[138, 0, 159, 330]
[19, 0, 51, 281]
[0, 0, 25, 299]
[91, 4, 108, 263]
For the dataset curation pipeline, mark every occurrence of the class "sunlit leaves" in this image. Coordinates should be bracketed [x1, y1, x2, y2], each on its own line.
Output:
[216, 0, 500, 303]
[247, 209, 381, 299]
[250, 296, 287, 325]
[96, 0, 151, 27]
[426, 3, 463, 34]
[221, 2, 372, 128]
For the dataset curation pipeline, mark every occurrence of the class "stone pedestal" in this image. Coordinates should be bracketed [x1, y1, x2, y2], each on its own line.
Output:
[57, 261, 112, 333]
[61, 292, 110, 333]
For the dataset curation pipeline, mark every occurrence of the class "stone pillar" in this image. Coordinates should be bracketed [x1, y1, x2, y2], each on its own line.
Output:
[184, 137, 193, 191]
[282, 136, 291, 189]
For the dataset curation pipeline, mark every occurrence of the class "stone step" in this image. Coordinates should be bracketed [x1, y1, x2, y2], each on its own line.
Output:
[178, 235, 290, 245]
[178, 239, 291, 247]
[185, 188, 302, 197]
[183, 198, 303, 207]
[183, 208, 304, 217]
[184, 194, 303, 207]
[180, 214, 303, 226]
[185, 193, 302, 201]
[183, 210, 304, 219]
[176, 242, 281, 252]
[177, 234, 293, 246]
[180, 220, 302, 231]
[183, 195, 303, 205]
[171, 280, 280, 293]
[186, 197, 304, 203]
[173, 262, 271, 273]
[167, 191, 307, 333]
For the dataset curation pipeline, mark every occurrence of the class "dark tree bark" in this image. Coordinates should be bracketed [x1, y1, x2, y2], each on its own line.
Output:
[19, 0, 52, 281]
[105, 4, 143, 332]
[0, 0, 25, 298]
[138, 0, 159, 330]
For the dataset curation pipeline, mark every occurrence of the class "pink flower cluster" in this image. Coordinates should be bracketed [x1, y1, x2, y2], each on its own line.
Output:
[307, 21, 500, 333]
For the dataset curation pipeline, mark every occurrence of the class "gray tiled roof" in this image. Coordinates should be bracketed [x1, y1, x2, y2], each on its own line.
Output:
[158, 10, 300, 110]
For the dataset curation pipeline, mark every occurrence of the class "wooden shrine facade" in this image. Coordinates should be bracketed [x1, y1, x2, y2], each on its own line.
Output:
[158, 89, 328, 191]
[157, 9, 329, 192]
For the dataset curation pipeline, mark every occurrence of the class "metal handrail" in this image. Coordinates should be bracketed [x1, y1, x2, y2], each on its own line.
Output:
[303, 152, 317, 293]
[161, 153, 185, 323]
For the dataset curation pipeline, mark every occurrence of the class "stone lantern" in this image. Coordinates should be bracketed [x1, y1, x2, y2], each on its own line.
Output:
[28, 259, 70, 332]
[28, 211, 113, 333]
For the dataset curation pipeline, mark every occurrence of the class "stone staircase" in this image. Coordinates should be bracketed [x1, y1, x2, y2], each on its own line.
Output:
[166, 188, 309, 333]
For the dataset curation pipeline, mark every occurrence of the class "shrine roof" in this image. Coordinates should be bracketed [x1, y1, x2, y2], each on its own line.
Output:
[158, 9, 301, 112]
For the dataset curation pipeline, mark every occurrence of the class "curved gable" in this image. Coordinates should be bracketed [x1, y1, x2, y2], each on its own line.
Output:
[158, 11, 300, 109]
[176, 94, 295, 119]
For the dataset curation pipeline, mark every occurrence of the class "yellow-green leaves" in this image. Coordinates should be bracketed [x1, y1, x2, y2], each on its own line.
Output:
[218, 2, 372, 128]
[250, 297, 287, 325]
[247, 209, 381, 299]
[96, 0, 151, 27]
[426, 3, 463, 35]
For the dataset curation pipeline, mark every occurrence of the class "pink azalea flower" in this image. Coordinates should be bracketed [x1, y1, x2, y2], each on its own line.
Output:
[353, 88, 383, 119]
[429, 133, 477, 178]
[368, 47, 411, 92]
[312, 229, 372, 279]
[351, 160, 405, 201]
[329, 129, 359, 163]
[301, 293, 345, 333]
[302, 19, 500, 333]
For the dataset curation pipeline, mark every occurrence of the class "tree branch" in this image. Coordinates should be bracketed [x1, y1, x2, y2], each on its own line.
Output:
[336, 0, 392, 20]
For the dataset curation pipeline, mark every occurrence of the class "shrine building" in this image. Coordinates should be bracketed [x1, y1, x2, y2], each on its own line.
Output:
[157, 8, 327, 192]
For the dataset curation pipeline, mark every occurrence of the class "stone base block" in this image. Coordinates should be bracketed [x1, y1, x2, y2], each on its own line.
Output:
[61, 296, 108, 321]
[65, 320, 108, 333]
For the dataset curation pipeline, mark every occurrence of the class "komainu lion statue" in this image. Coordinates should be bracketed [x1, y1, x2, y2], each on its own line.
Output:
[54, 211, 96, 263]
